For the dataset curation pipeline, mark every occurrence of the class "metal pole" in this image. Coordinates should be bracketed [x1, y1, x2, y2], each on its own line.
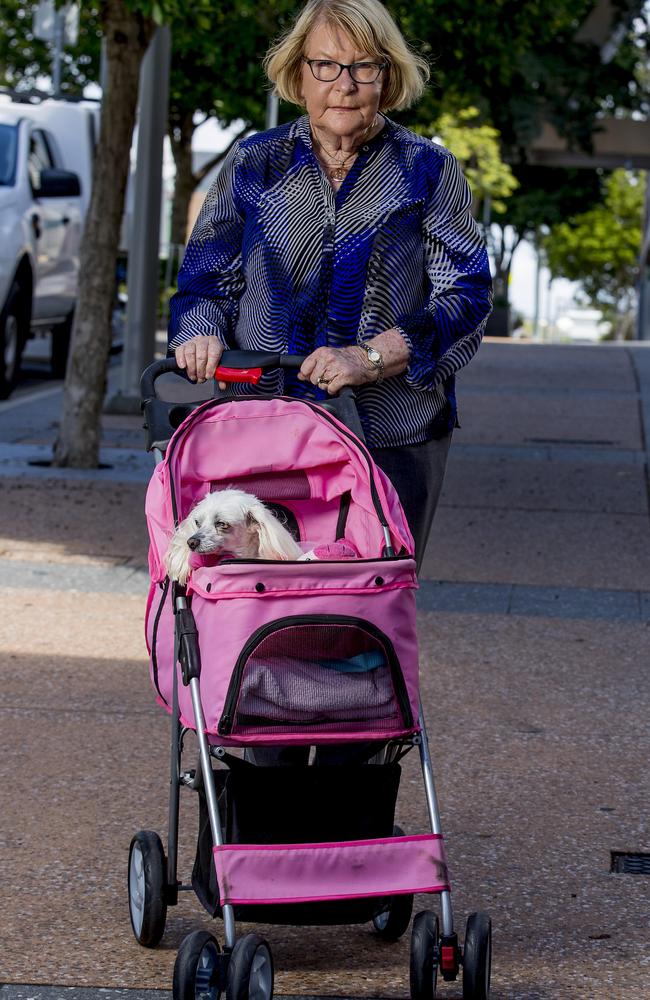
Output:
[637, 170, 650, 340]
[265, 92, 279, 130]
[106, 25, 172, 412]
[51, 8, 64, 97]
[532, 234, 541, 339]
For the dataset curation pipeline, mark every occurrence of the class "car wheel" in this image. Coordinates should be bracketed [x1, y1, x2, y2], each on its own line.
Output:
[0, 281, 28, 398]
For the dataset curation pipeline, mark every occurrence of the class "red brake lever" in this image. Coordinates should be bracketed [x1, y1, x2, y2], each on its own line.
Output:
[215, 366, 263, 384]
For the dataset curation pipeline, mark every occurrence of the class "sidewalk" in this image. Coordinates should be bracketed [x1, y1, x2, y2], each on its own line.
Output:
[1, 341, 649, 999]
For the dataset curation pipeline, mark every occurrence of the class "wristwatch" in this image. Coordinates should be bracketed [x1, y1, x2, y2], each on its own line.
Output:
[359, 343, 384, 384]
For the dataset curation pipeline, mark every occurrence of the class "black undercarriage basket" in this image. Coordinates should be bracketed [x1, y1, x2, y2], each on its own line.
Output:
[193, 760, 402, 925]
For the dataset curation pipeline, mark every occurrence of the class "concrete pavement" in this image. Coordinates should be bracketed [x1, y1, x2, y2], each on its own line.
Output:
[1, 340, 649, 999]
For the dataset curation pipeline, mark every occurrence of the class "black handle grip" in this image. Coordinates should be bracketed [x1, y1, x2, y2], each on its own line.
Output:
[176, 607, 201, 685]
[140, 351, 307, 401]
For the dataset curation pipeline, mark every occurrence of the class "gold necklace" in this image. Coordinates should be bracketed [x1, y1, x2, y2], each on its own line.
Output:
[313, 138, 358, 180]
[311, 116, 380, 181]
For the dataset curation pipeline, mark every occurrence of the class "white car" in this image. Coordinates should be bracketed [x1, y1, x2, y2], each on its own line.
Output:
[0, 99, 97, 397]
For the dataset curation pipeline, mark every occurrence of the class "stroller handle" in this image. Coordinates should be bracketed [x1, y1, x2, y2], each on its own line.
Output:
[140, 351, 364, 454]
[140, 351, 307, 401]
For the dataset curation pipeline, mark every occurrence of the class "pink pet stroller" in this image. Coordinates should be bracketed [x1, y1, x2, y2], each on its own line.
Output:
[129, 352, 492, 1000]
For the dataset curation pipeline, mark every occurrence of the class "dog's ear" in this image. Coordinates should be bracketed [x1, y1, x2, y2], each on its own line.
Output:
[247, 506, 301, 561]
[165, 522, 192, 584]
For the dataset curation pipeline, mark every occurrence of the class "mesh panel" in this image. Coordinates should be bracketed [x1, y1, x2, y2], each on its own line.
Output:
[211, 470, 311, 500]
[230, 623, 403, 735]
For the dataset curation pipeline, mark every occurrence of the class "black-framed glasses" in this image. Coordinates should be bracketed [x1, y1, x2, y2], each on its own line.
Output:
[302, 57, 387, 84]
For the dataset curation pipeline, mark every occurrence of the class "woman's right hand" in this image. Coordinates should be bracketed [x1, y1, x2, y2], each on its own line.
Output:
[175, 335, 224, 383]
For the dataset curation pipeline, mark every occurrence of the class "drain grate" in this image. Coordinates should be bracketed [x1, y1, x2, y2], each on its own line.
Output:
[610, 851, 650, 874]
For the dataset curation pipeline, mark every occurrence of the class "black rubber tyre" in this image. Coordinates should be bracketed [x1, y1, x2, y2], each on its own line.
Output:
[409, 910, 439, 1000]
[0, 281, 28, 399]
[127, 830, 167, 947]
[462, 911, 492, 1000]
[372, 824, 414, 940]
[227, 932, 274, 1000]
[373, 892, 414, 941]
[173, 930, 221, 1000]
[50, 310, 73, 379]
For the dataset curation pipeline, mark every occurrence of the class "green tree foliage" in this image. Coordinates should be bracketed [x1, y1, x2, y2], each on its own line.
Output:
[390, 0, 647, 152]
[0, 1, 101, 95]
[542, 169, 646, 338]
[167, 0, 297, 243]
[420, 107, 518, 216]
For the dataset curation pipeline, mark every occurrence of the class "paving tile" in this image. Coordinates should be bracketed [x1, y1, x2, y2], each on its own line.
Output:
[460, 341, 637, 391]
[441, 455, 648, 514]
[454, 390, 642, 449]
[420, 508, 650, 591]
[509, 584, 641, 620]
[416, 580, 511, 614]
[0, 990, 171, 1000]
[0, 478, 149, 566]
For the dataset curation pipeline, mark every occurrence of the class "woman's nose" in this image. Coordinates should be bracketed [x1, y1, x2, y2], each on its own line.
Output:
[336, 68, 357, 90]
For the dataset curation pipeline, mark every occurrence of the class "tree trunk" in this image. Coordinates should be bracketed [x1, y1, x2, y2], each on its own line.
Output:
[169, 107, 196, 246]
[53, 0, 154, 468]
[169, 120, 249, 247]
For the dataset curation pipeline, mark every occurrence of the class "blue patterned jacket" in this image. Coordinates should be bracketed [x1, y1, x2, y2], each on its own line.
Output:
[168, 115, 492, 448]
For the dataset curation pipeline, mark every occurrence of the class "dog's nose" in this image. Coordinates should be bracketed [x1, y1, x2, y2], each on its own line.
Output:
[187, 535, 201, 551]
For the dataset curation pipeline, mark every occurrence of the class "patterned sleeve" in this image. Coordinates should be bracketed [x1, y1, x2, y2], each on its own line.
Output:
[397, 150, 493, 390]
[168, 142, 246, 350]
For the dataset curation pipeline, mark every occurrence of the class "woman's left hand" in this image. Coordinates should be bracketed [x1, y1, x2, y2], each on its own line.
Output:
[298, 345, 376, 394]
[298, 330, 410, 394]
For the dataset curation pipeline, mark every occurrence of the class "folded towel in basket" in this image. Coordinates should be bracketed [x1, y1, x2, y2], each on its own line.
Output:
[236, 653, 396, 725]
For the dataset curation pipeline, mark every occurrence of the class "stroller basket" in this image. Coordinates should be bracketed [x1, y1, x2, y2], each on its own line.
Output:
[223, 615, 409, 736]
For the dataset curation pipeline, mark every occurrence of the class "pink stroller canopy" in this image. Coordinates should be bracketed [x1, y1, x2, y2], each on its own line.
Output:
[145, 396, 415, 583]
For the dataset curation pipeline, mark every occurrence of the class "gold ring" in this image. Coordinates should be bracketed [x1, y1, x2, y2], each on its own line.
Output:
[317, 376, 331, 386]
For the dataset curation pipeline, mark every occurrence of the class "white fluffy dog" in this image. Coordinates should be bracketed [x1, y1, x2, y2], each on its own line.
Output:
[165, 488, 302, 583]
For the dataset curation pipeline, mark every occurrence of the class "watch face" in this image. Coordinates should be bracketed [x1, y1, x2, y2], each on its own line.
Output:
[366, 347, 381, 364]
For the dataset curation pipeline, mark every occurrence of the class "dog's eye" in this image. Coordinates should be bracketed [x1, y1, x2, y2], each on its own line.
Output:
[215, 520, 229, 531]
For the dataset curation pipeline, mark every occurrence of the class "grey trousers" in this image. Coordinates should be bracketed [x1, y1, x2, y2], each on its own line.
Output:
[370, 431, 453, 572]
[246, 432, 453, 765]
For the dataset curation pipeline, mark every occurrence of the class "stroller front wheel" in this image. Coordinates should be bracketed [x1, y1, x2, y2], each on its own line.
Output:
[462, 911, 492, 999]
[128, 830, 167, 947]
[227, 932, 274, 1000]
[410, 910, 439, 1000]
[173, 930, 221, 1000]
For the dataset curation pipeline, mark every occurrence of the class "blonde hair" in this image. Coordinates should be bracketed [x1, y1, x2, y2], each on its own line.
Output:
[264, 0, 429, 112]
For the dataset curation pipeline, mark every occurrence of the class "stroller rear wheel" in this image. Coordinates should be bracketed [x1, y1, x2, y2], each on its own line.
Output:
[128, 830, 167, 947]
[462, 911, 492, 999]
[174, 930, 221, 1000]
[372, 823, 414, 941]
[372, 892, 414, 941]
[227, 932, 274, 1000]
[410, 910, 439, 1000]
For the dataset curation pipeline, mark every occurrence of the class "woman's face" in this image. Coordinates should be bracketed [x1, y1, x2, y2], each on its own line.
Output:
[300, 20, 385, 142]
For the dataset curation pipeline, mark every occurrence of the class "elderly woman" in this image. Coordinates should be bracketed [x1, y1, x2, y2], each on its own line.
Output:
[168, 0, 492, 568]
